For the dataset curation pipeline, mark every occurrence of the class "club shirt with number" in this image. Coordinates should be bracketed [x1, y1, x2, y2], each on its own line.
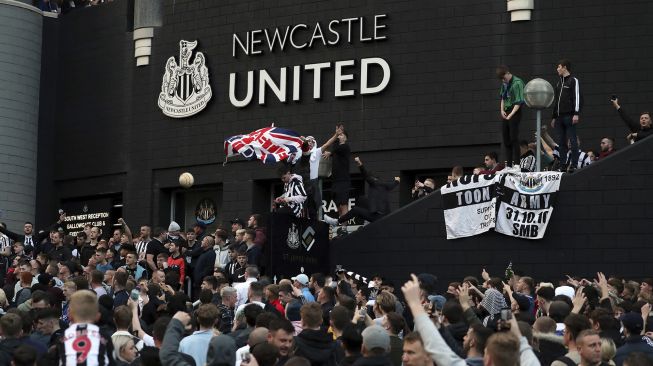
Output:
[60, 323, 111, 366]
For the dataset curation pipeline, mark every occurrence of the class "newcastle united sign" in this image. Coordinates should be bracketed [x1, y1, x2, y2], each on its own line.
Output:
[158, 40, 212, 118]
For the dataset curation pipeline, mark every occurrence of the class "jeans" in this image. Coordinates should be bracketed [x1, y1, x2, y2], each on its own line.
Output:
[555, 114, 579, 168]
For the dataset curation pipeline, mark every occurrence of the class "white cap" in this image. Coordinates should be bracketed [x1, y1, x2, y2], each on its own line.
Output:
[292, 274, 309, 286]
[555, 285, 575, 300]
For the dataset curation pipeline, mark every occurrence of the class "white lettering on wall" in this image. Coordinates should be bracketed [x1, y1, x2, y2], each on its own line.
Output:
[361, 57, 391, 95]
[229, 71, 254, 107]
[228, 58, 391, 107]
[226, 14, 391, 107]
[231, 14, 388, 57]
[259, 68, 287, 104]
[334, 60, 355, 97]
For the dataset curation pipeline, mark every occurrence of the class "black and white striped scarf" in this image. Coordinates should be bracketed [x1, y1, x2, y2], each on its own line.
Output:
[553, 146, 592, 169]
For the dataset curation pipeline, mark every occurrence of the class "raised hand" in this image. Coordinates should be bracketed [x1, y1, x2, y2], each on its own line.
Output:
[401, 274, 422, 311]
[571, 287, 587, 314]
[482, 268, 490, 281]
[596, 272, 609, 300]
[566, 275, 580, 287]
[457, 284, 471, 310]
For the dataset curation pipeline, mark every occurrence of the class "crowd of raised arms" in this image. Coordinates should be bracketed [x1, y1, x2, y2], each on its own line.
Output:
[0, 213, 652, 365]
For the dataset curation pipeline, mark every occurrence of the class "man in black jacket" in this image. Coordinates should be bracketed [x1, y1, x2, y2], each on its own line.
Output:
[551, 59, 582, 172]
[193, 235, 215, 296]
[614, 312, 653, 365]
[323, 157, 399, 226]
[294, 302, 340, 366]
[0, 211, 66, 254]
[611, 97, 653, 143]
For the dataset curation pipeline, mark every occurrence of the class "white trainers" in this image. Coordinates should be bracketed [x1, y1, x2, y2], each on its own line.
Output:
[322, 215, 339, 226]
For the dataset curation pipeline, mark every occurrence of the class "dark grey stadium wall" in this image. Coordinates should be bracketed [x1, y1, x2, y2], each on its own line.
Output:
[331, 138, 653, 292]
[36, 0, 653, 229]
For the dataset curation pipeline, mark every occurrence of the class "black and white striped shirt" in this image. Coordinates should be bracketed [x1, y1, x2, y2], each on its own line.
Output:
[282, 174, 307, 218]
[59, 323, 111, 366]
[519, 151, 537, 172]
[136, 239, 150, 261]
[0, 234, 11, 254]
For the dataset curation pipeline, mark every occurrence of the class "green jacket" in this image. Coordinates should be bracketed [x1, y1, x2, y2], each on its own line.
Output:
[500, 75, 525, 110]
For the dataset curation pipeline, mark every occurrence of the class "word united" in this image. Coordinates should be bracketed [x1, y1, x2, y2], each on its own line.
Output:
[229, 14, 390, 107]
[224, 125, 303, 164]
[441, 170, 563, 240]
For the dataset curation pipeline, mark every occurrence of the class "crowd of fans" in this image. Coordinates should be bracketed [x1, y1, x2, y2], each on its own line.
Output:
[0, 216, 652, 366]
[495, 61, 651, 175]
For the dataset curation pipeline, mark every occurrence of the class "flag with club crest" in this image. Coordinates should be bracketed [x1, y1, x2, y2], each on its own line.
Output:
[224, 124, 303, 164]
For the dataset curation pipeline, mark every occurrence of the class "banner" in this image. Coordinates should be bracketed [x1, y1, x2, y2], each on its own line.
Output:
[268, 213, 330, 278]
[61, 198, 113, 237]
[495, 171, 563, 239]
[224, 125, 303, 165]
[441, 174, 499, 239]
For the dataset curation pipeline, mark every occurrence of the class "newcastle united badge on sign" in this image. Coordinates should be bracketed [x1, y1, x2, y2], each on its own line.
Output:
[287, 223, 300, 249]
[195, 198, 217, 225]
[158, 40, 212, 118]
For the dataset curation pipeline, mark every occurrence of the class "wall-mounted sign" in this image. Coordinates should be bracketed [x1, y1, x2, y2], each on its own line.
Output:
[158, 40, 212, 118]
[229, 14, 391, 108]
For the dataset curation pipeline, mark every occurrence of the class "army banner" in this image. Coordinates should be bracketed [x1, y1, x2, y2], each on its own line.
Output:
[495, 171, 563, 239]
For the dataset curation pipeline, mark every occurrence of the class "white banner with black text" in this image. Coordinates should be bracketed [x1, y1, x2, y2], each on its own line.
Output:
[441, 174, 500, 239]
[494, 171, 563, 239]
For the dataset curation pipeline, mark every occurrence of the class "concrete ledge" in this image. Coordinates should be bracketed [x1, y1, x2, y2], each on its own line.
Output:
[507, 0, 534, 11]
[510, 9, 532, 21]
[134, 38, 151, 48]
[134, 46, 151, 57]
[136, 56, 149, 66]
[133, 27, 153, 40]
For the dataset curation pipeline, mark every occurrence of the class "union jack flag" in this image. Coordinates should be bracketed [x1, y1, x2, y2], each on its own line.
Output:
[224, 125, 303, 164]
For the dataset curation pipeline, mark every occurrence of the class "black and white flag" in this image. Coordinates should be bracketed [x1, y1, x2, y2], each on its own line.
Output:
[495, 171, 563, 239]
[441, 174, 500, 239]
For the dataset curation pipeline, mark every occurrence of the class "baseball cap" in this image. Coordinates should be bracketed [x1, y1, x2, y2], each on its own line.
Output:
[230, 218, 243, 225]
[554, 286, 575, 301]
[292, 274, 309, 286]
[620, 312, 644, 334]
[361, 325, 390, 352]
[428, 295, 447, 311]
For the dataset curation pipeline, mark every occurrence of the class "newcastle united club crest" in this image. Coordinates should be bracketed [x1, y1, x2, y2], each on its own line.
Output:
[158, 40, 212, 118]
